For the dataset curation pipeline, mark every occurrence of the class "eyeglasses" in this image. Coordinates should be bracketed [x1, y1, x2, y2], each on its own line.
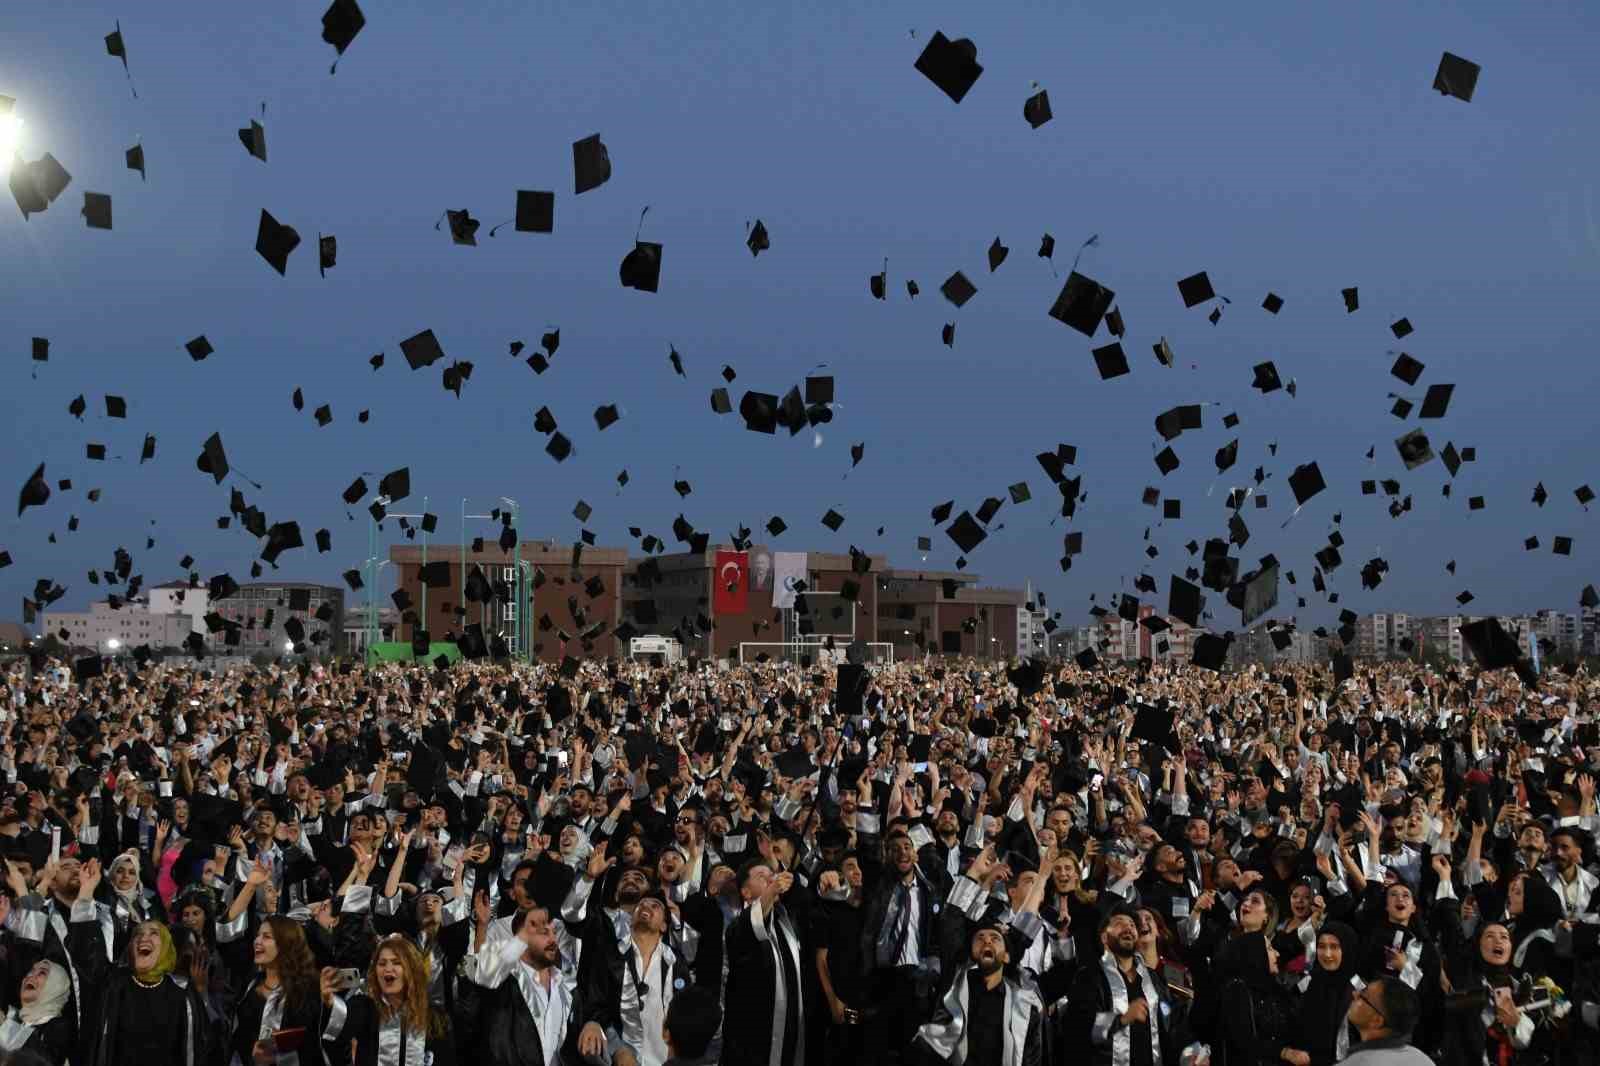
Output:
[1354, 990, 1386, 1022]
[675, 817, 698, 826]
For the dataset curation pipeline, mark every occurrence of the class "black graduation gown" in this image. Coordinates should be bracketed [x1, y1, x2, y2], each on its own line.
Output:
[321, 992, 458, 1066]
[82, 971, 206, 1066]
[722, 900, 806, 1066]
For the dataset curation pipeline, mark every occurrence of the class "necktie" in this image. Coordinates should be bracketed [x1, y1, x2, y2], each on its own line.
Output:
[888, 883, 912, 964]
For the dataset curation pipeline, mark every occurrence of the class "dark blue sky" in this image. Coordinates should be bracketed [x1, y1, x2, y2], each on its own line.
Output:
[4, 0, 1598, 629]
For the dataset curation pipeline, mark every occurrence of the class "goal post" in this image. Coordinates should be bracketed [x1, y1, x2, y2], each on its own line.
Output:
[738, 641, 896, 666]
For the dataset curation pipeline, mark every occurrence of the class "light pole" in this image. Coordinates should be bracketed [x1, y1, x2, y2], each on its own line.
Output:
[364, 558, 390, 664]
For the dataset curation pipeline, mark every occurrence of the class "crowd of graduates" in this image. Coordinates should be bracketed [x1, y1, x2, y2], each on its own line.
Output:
[0, 650, 1597, 1066]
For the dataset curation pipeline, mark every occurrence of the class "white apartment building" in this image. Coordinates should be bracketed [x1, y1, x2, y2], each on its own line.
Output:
[42, 600, 193, 652]
[147, 582, 210, 635]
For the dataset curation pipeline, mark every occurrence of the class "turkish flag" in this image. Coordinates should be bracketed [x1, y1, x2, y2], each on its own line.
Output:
[713, 550, 749, 615]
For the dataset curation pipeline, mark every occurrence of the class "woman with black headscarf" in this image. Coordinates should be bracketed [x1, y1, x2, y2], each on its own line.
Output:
[1289, 921, 1360, 1066]
[1436, 922, 1555, 1066]
[1213, 932, 1310, 1066]
[1502, 873, 1564, 981]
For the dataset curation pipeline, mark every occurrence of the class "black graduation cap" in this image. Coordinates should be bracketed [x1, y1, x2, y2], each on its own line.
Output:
[1341, 287, 1359, 312]
[255, 209, 300, 275]
[442, 209, 479, 246]
[1288, 462, 1325, 506]
[1578, 485, 1596, 508]
[1554, 536, 1574, 556]
[743, 218, 770, 256]
[594, 404, 621, 430]
[1023, 89, 1051, 128]
[1215, 439, 1239, 474]
[196, 432, 229, 484]
[510, 189, 555, 234]
[1395, 429, 1434, 470]
[975, 497, 1003, 524]
[1131, 703, 1180, 748]
[1154, 447, 1179, 476]
[1441, 442, 1462, 478]
[400, 329, 445, 370]
[1092, 343, 1130, 380]
[1252, 361, 1282, 393]
[573, 134, 611, 194]
[821, 509, 845, 532]
[1459, 617, 1523, 671]
[185, 335, 214, 362]
[1049, 271, 1114, 336]
[1262, 292, 1283, 313]
[1163, 499, 1181, 520]
[1176, 271, 1215, 307]
[238, 119, 267, 162]
[313, 404, 333, 427]
[940, 271, 977, 307]
[620, 241, 662, 292]
[123, 142, 146, 180]
[1433, 52, 1480, 102]
[321, 0, 365, 59]
[945, 511, 986, 554]
[318, 234, 337, 275]
[261, 522, 303, 565]
[914, 31, 983, 103]
[379, 467, 410, 502]
[740, 391, 779, 433]
[1390, 352, 1425, 385]
[1169, 575, 1203, 626]
[1418, 384, 1454, 419]
[420, 561, 451, 588]
[1008, 482, 1031, 504]
[82, 192, 113, 230]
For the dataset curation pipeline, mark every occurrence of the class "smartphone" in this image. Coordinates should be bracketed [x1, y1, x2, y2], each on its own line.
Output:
[49, 826, 61, 864]
[1091, 774, 1104, 791]
[334, 968, 363, 993]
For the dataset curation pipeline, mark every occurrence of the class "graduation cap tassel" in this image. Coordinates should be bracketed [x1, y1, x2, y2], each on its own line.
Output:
[635, 204, 651, 242]
[487, 217, 516, 237]
[432, 211, 450, 233]
[1070, 233, 1100, 273]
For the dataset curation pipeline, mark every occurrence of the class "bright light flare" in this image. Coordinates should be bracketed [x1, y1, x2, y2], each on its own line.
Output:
[0, 114, 23, 174]
[106, 638, 121, 650]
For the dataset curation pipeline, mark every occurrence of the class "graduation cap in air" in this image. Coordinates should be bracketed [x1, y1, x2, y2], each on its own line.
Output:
[255, 209, 300, 275]
[378, 467, 410, 502]
[1262, 292, 1283, 313]
[440, 209, 480, 246]
[1395, 429, 1434, 470]
[914, 31, 983, 103]
[1169, 575, 1203, 626]
[620, 241, 663, 292]
[945, 511, 985, 554]
[1049, 271, 1114, 336]
[195, 433, 229, 484]
[1459, 617, 1525, 673]
[1578, 485, 1596, 509]
[1251, 362, 1282, 393]
[1177, 271, 1216, 308]
[1214, 439, 1239, 474]
[321, 0, 365, 67]
[1154, 447, 1180, 476]
[238, 119, 266, 162]
[746, 219, 769, 256]
[318, 234, 336, 276]
[573, 134, 611, 194]
[125, 142, 145, 180]
[261, 522, 303, 565]
[1418, 384, 1454, 419]
[1433, 52, 1480, 102]
[9, 152, 73, 221]
[1341, 287, 1359, 312]
[821, 509, 844, 532]
[594, 405, 621, 430]
[1092, 343, 1129, 380]
[1023, 89, 1052, 128]
[82, 192, 112, 230]
[941, 271, 977, 307]
[1153, 337, 1175, 368]
[1288, 462, 1325, 507]
[400, 329, 445, 370]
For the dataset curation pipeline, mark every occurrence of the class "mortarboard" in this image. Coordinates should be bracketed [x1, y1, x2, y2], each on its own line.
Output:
[573, 134, 611, 194]
[1163, 499, 1181, 519]
[322, 0, 365, 58]
[82, 192, 113, 230]
[1262, 292, 1283, 313]
[513, 189, 555, 233]
[1153, 337, 1175, 368]
[1023, 90, 1051, 128]
[1396, 429, 1434, 469]
[400, 329, 445, 370]
[594, 404, 621, 430]
[1091, 343, 1130, 380]
[1434, 52, 1480, 102]
[255, 209, 299, 275]
[1288, 462, 1325, 506]
[945, 511, 986, 554]
[914, 31, 983, 103]
[821, 509, 844, 532]
[1215, 439, 1238, 473]
[1419, 384, 1454, 419]
[746, 219, 769, 256]
[940, 271, 977, 307]
[620, 241, 662, 292]
[1176, 271, 1215, 307]
[1251, 361, 1282, 393]
[1008, 482, 1031, 504]
[987, 237, 1009, 272]
[1169, 575, 1203, 626]
[238, 119, 266, 162]
[1154, 447, 1179, 475]
[1049, 271, 1114, 336]
[196, 432, 229, 484]
[766, 516, 787, 537]
[1391, 353, 1425, 385]
[379, 467, 410, 502]
[318, 234, 336, 275]
[1341, 287, 1358, 312]
[1554, 536, 1573, 556]
[125, 143, 145, 180]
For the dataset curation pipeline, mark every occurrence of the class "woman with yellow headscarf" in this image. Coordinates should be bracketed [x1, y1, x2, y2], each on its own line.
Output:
[76, 867, 208, 1066]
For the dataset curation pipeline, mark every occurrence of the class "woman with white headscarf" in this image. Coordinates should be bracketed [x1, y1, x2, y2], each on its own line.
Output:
[105, 850, 161, 955]
[0, 959, 75, 1064]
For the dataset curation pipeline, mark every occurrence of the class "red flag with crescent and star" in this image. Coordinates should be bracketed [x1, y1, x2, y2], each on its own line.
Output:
[713, 549, 749, 615]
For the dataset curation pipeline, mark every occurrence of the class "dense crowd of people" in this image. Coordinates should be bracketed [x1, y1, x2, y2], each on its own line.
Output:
[0, 649, 1597, 1066]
